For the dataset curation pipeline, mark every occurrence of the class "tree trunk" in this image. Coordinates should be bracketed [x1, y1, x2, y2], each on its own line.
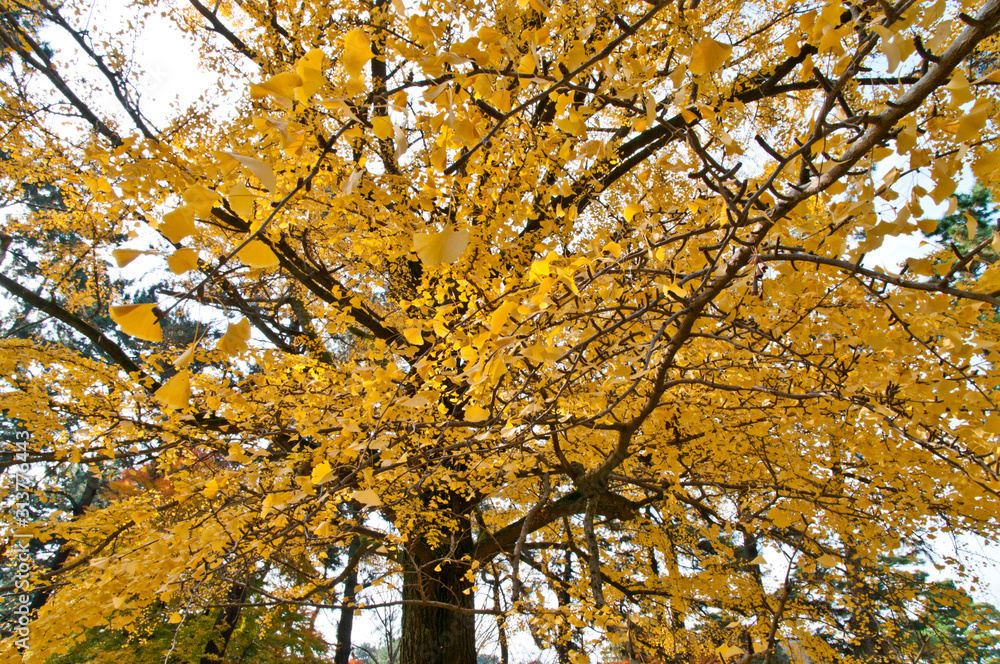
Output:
[398, 517, 477, 664]
[334, 537, 361, 664]
[555, 549, 577, 664]
[489, 564, 509, 664]
[200, 580, 248, 664]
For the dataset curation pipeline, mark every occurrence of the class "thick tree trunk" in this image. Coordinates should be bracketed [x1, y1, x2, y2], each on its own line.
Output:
[398, 518, 477, 664]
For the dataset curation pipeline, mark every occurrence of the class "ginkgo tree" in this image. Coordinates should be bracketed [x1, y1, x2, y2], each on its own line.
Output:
[2, 0, 1000, 663]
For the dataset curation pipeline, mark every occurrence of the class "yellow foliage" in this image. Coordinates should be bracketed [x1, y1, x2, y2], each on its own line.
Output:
[5, 0, 1000, 661]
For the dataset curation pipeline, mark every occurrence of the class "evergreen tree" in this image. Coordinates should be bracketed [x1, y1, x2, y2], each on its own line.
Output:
[927, 183, 999, 275]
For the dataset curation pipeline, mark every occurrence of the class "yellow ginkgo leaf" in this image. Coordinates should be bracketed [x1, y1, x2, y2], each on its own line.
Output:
[217, 318, 251, 356]
[110, 304, 162, 342]
[182, 185, 221, 218]
[203, 478, 219, 499]
[490, 300, 519, 334]
[478, 26, 500, 42]
[112, 597, 125, 609]
[314, 520, 331, 537]
[372, 116, 394, 141]
[237, 240, 280, 268]
[112, 248, 148, 268]
[465, 405, 489, 422]
[414, 226, 469, 266]
[401, 393, 431, 408]
[403, 328, 423, 345]
[522, 343, 563, 364]
[410, 15, 437, 45]
[623, 203, 643, 222]
[228, 182, 255, 218]
[166, 248, 199, 274]
[769, 509, 792, 528]
[250, 71, 303, 110]
[294, 48, 325, 102]
[689, 37, 732, 75]
[223, 152, 277, 194]
[965, 212, 978, 240]
[312, 462, 334, 485]
[394, 124, 408, 159]
[160, 205, 197, 244]
[343, 29, 374, 79]
[353, 487, 383, 506]
[154, 370, 191, 410]
[944, 71, 973, 107]
[717, 645, 745, 661]
[871, 25, 903, 74]
[256, 118, 306, 156]
[174, 343, 197, 369]
[169, 612, 183, 624]
[817, 553, 839, 567]
[973, 69, 1000, 84]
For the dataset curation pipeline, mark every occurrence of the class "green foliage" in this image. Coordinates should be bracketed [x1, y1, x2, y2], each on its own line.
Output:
[912, 580, 1000, 664]
[797, 552, 1000, 664]
[47, 605, 330, 664]
[931, 183, 999, 268]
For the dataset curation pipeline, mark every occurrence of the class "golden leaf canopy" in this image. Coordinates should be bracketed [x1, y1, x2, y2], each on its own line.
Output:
[2, 0, 1000, 663]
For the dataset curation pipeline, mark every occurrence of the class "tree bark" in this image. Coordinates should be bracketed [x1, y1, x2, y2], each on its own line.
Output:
[555, 549, 576, 664]
[398, 515, 477, 664]
[493, 569, 509, 664]
[200, 580, 248, 664]
[334, 537, 361, 664]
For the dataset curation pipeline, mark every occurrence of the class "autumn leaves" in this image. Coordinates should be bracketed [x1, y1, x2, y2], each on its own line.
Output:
[108, 303, 251, 410]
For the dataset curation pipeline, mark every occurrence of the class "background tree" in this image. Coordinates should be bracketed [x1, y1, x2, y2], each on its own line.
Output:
[46, 603, 331, 664]
[2, 1, 1000, 664]
[926, 183, 1000, 274]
